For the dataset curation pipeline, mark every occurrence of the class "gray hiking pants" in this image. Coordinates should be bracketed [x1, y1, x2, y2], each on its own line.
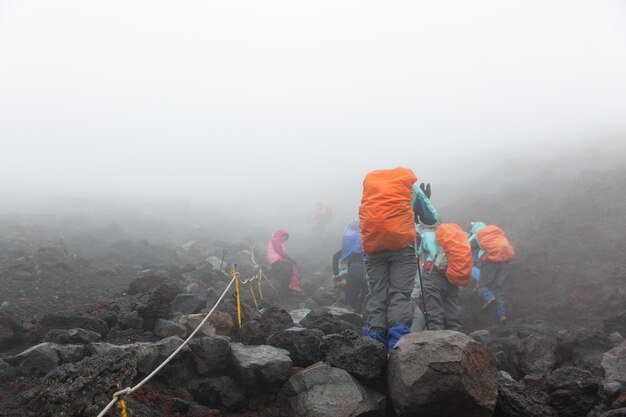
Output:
[477, 261, 510, 304]
[423, 269, 461, 331]
[362, 246, 417, 332]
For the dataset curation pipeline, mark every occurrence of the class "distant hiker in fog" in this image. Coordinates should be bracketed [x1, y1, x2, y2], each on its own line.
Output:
[332, 219, 367, 313]
[359, 168, 438, 351]
[311, 202, 332, 236]
[420, 224, 473, 331]
[267, 230, 303, 297]
[469, 222, 516, 323]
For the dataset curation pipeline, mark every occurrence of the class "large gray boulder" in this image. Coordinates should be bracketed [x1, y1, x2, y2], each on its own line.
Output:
[387, 330, 498, 417]
[322, 329, 387, 379]
[280, 362, 386, 417]
[230, 343, 292, 392]
[12, 343, 87, 376]
[267, 327, 324, 368]
[188, 336, 231, 375]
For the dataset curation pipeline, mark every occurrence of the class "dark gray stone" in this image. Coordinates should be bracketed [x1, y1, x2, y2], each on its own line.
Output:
[12, 343, 87, 376]
[44, 328, 101, 344]
[267, 327, 324, 368]
[494, 371, 558, 417]
[470, 329, 493, 347]
[88, 342, 159, 375]
[172, 294, 206, 314]
[279, 362, 386, 417]
[188, 336, 231, 375]
[241, 306, 294, 345]
[322, 329, 387, 379]
[230, 343, 292, 392]
[189, 376, 247, 411]
[322, 306, 363, 328]
[519, 333, 557, 376]
[545, 366, 599, 417]
[25, 349, 137, 417]
[0, 358, 17, 382]
[300, 310, 357, 335]
[118, 311, 144, 329]
[36, 313, 109, 338]
[153, 319, 187, 338]
[604, 311, 626, 337]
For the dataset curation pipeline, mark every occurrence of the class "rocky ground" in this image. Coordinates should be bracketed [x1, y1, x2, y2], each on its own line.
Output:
[0, 163, 625, 416]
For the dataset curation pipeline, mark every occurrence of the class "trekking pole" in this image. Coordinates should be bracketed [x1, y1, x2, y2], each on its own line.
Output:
[219, 249, 228, 273]
[414, 242, 429, 330]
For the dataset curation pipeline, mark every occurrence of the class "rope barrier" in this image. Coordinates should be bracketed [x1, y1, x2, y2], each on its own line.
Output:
[95, 274, 237, 417]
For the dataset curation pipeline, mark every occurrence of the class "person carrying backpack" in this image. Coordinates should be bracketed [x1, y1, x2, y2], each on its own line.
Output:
[359, 167, 438, 351]
[469, 222, 515, 323]
[331, 219, 368, 313]
[420, 224, 473, 331]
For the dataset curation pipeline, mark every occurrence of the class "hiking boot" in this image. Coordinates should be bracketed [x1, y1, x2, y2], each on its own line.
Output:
[498, 315, 508, 325]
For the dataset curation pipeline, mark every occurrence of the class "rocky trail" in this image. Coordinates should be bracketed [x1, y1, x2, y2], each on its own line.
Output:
[1, 165, 626, 416]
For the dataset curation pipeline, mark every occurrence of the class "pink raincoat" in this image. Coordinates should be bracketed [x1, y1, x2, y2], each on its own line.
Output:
[267, 230, 302, 293]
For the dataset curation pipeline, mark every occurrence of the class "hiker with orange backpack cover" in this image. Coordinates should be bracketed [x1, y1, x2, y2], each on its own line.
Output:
[359, 167, 438, 351]
[469, 222, 515, 323]
[420, 224, 473, 331]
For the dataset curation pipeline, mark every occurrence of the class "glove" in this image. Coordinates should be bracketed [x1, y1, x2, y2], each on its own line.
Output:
[420, 182, 431, 199]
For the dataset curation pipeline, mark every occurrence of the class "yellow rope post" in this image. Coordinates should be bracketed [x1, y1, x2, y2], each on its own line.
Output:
[118, 398, 128, 417]
[234, 265, 242, 329]
[248, 283, 259, 310]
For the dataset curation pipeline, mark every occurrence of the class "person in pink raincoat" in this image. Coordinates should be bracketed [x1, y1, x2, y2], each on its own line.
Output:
[267, 230, 303, 297]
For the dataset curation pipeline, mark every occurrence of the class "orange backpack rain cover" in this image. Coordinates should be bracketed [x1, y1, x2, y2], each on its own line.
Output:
[476, 225, 516, 263]
[435, 223, 473, 287]
[359, 168, 417, 254]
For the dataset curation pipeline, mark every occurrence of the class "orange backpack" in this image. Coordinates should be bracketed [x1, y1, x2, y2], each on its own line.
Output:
[435, 223, 473, 287]
[359, 168, 417, 254]
[476, 225, 515, 263]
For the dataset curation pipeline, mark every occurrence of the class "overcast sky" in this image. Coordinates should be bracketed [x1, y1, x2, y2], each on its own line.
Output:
[1, 1, 625, 228]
